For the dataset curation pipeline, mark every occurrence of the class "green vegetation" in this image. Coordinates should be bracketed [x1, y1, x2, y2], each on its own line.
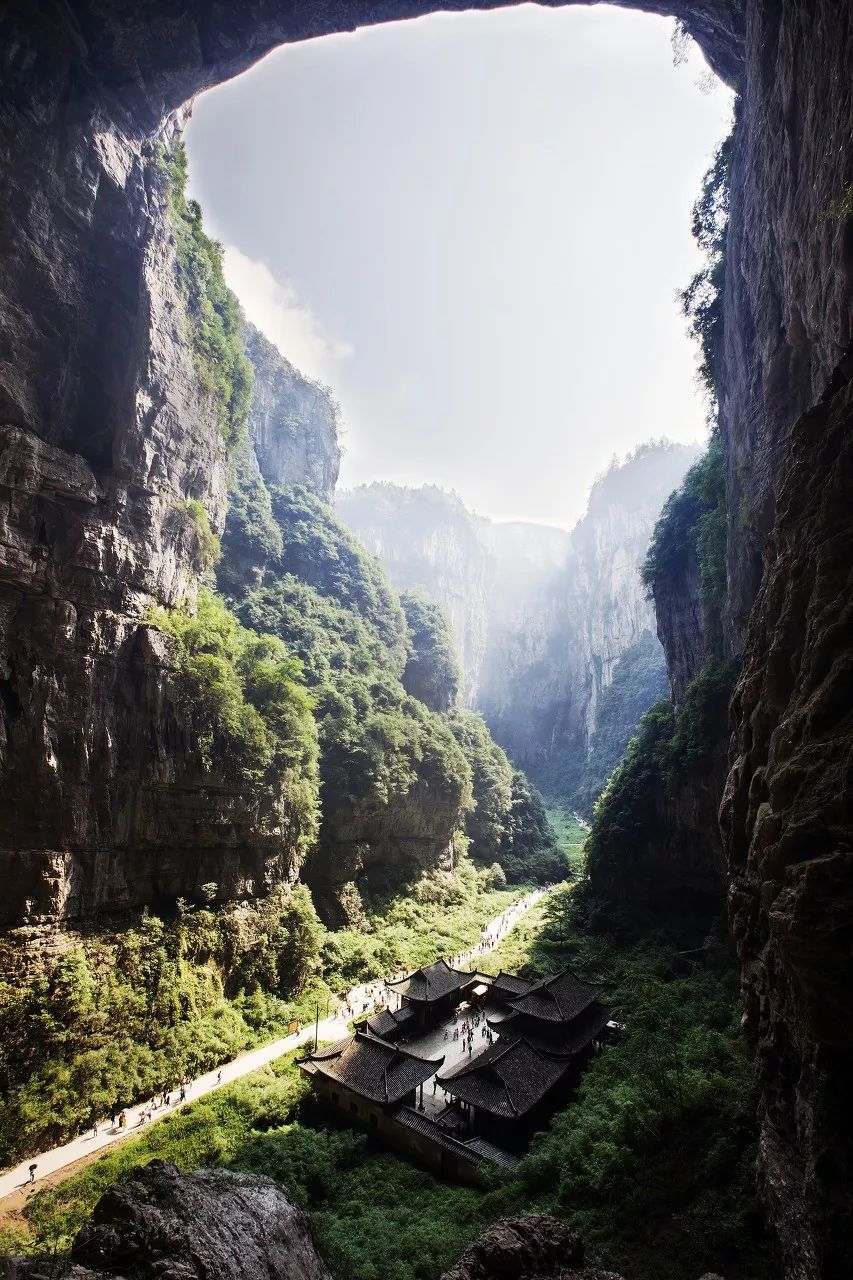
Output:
[322, 865, 520, 987]
[446, 711, 565, 883]
[12, 892, 767, 1280]
[225, 485, 559, 889]
[497, 771, 567, 883]
[546, 808, 588, 877]
[572, 631, 669, 817]
[0, 866, 520, 1166]
[159, 141, 253, 446]
[217, 440, 283, 594]
[400, 589, 460, 711]
[269, 485, 406, 659]
[679, 133, 731, 405]
[446, 710, 513, 861]
[151, 591, 319, 826]
[642, 433, 727, 655]
[0, 889, 326, 1166]
[581, 657, 738, 933]
[176, 498, 222, 574]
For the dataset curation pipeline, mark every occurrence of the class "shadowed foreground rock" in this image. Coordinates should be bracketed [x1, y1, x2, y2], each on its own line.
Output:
[438, 1216, 624, 1280]
[9, 1161, 332, 1280]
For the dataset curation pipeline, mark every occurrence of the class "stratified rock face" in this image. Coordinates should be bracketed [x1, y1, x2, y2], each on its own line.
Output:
[2, 1, 853, 1274]
[304, 777, 461, 926]
[0, 134, 298, 924]
[336, 485, 493, 705]
[652, 547, 707, 703]
[21, 1160, 333, 1280]
[339, 445, 696, 774]
[438, 1215, 624, 1280]
[721, 375, 853, 1280]
[243, 324, 341, 503]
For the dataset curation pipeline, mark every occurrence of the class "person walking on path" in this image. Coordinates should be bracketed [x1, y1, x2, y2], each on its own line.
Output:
[28, 1163, 37, 1185]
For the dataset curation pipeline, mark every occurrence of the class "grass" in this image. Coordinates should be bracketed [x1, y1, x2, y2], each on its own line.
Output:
[6, 890, 769, 1280]
[545, 808, 588, 876]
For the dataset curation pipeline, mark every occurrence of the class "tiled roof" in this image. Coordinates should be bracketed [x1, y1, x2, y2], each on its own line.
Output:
[436, 1037, 572, 1118]
[302, 1032, 443, 1104]
[506, 969, 600, 1023]
[386, 958, 475, 1003]
[362, 1006, 417, 1038]
[490, 971, 534, 1001]
[463, 1136, 520, 1168]
[395, 1110, 519, 1169]
[394, 1107, 480, 1163]
[494, 1001, 611, 1054]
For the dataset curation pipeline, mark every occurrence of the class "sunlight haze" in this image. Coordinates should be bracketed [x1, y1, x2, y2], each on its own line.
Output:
[186, 6, 733, 527]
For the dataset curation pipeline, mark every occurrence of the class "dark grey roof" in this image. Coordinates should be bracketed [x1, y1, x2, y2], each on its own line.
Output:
[462, 1136, 520, 1168]
[490, 971, 534, 1001]
[506, 969, 600, 1023]
[494, 1002, 611, 1054]
[302, 1032, 443, 1104]
[362, 1005, 417, 1038]
[394, 1107, 480, 1163]
[395, 1109, 519, 1169]
[386, 958, 475, 1003]
[436, 1037, 572, 1118]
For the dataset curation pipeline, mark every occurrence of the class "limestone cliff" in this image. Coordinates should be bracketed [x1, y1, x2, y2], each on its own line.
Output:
[339, 444, 697, 791]
[0, 130, 293, 926]
[335, 485, 492, 704]
[242, 323, 341, 505]
[6, 1160, 333, 1280]
[2, 0, 853, 1273]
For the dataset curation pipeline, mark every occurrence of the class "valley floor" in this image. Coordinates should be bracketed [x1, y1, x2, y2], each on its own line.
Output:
[0, 889, 546, 1221]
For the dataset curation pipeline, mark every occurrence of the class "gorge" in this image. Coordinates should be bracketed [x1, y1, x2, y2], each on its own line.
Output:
[1, 3, 853, 1280]
[337, 441, 696, 807]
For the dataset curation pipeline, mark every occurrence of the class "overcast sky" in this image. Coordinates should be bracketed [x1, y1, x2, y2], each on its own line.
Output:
[185, 5, 733, 528]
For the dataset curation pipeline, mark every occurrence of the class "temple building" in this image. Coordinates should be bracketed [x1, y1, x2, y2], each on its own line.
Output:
[300, 963, 613, 1177]
[358, 1004, 417, 1042]
[436, 1036, 574, 1146]
[298, 1030, 511, 1181]
[385, 957, 477, 1029]
[299, 1030, 442, 1122]
[488, 968, 611, 1056]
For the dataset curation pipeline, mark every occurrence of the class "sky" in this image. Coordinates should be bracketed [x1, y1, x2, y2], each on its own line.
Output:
[185, 5, 733, 528]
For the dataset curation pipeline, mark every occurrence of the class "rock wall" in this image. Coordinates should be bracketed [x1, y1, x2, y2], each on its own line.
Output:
[0, 129, 293, 925]
[721, 373, 853, 1279]
[339, 445, 696, 777]
[6, 1160, 333, 1280]
[2, 1, 853, 1273]
[335, 485, 492, 704]
[243, 323, 341, 504]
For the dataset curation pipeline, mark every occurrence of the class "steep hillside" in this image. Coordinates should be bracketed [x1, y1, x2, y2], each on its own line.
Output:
[339, 443, 697, 808]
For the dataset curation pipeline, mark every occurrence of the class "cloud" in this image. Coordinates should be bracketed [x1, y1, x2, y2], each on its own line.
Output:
[221, 246, 353, 385]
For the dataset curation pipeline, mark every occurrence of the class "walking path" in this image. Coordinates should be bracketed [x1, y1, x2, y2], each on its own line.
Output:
[0, 886, 549, 1207]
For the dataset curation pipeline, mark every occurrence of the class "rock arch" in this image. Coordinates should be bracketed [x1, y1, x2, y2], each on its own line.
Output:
[1, 3, 853, 1277]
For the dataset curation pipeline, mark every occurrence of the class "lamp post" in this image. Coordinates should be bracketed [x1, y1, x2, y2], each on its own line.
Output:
[314, 1002, 320, 1050]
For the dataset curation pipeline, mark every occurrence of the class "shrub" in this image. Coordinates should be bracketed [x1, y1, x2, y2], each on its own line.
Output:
[151, 590, 319, 820]
[400, 589, 460, 711]
[159, 141, 253, 447]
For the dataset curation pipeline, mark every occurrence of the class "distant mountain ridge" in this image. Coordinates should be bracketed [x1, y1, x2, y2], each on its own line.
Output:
[337, 441, 700, 804]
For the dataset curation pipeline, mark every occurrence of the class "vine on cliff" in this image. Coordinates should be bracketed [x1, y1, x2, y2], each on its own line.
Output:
[154, 140, 253, 447]
[680, 133, 732, 407]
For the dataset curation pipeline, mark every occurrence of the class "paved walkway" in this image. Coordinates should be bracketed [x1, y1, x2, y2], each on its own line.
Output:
[0, 886, 548, 1204]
